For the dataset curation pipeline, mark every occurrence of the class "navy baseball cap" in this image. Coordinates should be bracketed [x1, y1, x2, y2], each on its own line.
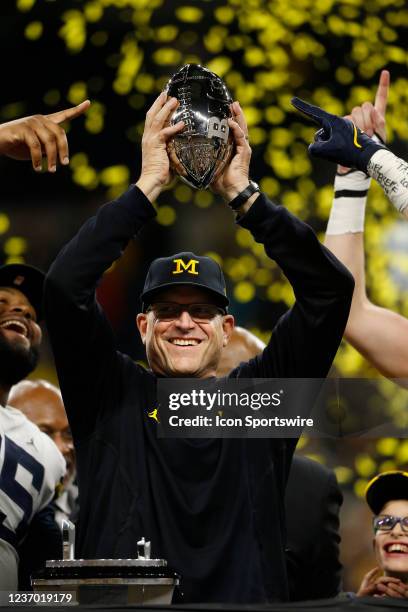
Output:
[0, 264, 45, 321]
[141, 251, 229, 311]
[365, 471, 408, 514]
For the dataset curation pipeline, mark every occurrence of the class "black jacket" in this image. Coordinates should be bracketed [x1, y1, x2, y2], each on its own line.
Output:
[285, 456, 343, 601]
[44, 187, 353, 604]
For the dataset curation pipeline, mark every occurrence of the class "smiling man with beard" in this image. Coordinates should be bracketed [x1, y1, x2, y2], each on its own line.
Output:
[0, 264, 65, 589]
[0, 294, 40, 389]
[0, 99, 89, 589]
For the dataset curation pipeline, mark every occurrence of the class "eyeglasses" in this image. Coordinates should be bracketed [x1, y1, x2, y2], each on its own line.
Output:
[147, 302, 226, 322]
[373, 514, 408, 534]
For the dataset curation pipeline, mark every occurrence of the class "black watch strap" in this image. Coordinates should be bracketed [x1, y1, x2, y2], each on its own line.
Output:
[228, 181, 260, 210]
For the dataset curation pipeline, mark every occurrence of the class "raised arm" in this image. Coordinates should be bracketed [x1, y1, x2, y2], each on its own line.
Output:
[291, 74, 408, 214]
[235, 192, 354, 378]
[44, 94, 184, 435]
[319, 71, 408, 379]
[212, 104, 354, 379]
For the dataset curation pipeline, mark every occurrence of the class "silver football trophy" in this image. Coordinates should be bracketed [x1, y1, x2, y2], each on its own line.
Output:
[165, 64, 234, 189]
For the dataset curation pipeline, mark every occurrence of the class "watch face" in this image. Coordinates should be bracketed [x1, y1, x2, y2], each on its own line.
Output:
[164, 64, 233, 190]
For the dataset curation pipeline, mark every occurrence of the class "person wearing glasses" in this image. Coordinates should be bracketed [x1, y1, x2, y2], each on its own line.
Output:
[357, 471, 408, 598]
[44, 92, 353, 603]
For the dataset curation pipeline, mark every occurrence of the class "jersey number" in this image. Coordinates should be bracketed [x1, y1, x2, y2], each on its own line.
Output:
[0, 435, 44, 547]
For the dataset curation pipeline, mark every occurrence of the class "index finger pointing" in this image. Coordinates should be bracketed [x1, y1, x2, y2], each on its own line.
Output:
[374, 70, 390, 116]
[291, 96, 336, 127]
[47, 100, 91, 124]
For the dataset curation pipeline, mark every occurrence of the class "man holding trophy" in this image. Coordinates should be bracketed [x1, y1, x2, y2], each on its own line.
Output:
[44, 65, 353, 603]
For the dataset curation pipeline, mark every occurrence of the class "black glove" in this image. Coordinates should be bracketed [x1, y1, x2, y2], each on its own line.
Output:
[291, 97, 386, 173]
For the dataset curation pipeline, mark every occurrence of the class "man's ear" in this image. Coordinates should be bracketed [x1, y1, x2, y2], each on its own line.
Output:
[222, 315, 235, 347]
[136, 313, 148, 345]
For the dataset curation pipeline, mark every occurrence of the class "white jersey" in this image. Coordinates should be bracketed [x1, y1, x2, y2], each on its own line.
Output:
[0, 404, 65, 588]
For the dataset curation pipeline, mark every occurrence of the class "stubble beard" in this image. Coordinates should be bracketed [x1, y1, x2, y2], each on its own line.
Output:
[0, 333, 39, 388]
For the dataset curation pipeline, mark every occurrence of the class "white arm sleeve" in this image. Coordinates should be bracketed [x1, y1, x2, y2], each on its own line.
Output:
[367, 149, 408, 215]
[326, 170, 370, 235]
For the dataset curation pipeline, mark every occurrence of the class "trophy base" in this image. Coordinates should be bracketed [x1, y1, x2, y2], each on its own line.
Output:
[31, 558, 180, 605]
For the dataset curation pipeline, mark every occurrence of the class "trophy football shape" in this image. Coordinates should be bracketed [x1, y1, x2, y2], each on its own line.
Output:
[165, 64, 234, 189]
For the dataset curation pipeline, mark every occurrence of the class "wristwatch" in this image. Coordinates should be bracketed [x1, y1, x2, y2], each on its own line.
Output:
[227, 181, 260, 211]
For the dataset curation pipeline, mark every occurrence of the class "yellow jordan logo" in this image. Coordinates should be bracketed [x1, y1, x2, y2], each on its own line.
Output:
[353, 123, 362, 149]
[148, 408, 159, 423]
[172, 258, 199, 275]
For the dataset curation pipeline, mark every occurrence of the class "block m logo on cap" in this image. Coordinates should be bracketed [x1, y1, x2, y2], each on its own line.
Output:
[172, 258, 199, 276]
